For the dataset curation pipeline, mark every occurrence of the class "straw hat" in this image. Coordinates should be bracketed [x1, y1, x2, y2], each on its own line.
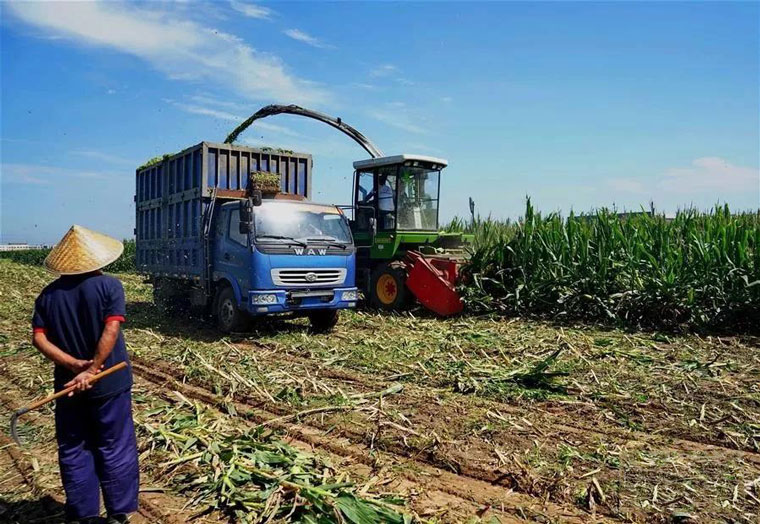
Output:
[44, 225, 124, 275]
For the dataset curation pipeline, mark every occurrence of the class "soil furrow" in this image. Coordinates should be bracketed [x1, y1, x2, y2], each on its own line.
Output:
[0, 358, 540, 523]
[0, 368, 215, 524]
[131, 372, 535, 524]
[238, 340, 760, 464]
[131, 359, 621, 523]
[0, 403, 187, 524]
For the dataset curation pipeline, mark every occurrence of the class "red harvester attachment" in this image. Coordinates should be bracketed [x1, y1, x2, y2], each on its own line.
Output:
[404, 251, 464, 316]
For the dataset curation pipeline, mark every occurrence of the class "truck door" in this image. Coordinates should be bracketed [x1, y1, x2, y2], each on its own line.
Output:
[217, 206, 251, 298]
[352, 170, 376, 247]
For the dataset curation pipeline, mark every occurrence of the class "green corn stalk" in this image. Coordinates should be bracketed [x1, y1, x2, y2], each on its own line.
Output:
[458, 199, 760, 333]
[0, 240, 137, 272]
[137, 399, 410, 523]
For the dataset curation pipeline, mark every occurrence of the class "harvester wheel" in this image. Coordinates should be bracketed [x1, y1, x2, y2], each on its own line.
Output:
[369, 262, 409, 310]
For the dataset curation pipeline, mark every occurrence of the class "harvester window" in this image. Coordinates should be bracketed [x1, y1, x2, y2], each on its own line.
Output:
[355, 171, 375, 231]
[357, 172, 374, 204]
[397, 168, 440, 231]
[376, 168, 397, 230]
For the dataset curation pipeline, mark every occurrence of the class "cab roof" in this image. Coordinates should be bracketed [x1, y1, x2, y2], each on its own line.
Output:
[353, 154, 448, 170]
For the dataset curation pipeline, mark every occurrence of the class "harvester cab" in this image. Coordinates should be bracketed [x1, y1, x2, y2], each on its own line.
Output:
[351, 155, 467, 314]
[353, 154, 444, 240]
[224, 104, 471, 316]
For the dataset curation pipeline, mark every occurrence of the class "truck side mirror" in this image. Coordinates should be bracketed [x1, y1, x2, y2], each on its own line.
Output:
[239, 199, 253, 234]
[251, 189, 263, 207]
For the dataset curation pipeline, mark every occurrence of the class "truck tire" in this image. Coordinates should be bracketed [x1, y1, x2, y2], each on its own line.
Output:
[369, 262, 409, 311]
[308, 309, 339, 333]
[215, 286, 249, 333]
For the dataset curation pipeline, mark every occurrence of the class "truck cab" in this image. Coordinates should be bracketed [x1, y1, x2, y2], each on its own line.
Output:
[211, 198, 358, 332]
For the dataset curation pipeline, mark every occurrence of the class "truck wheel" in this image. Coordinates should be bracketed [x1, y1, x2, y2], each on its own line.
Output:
[369, 262, 409, 311]
[215, 286, 248, 333]
[308, 309, 339, 333]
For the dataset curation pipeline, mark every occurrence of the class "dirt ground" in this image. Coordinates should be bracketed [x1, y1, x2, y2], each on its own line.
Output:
[1, 259, 758, 523]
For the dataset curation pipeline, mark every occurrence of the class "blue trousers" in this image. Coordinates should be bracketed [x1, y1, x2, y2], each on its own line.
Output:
[55, 388, 139, 520]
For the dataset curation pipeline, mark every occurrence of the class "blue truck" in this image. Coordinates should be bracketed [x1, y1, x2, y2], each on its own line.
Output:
[135, 142, 358, 332]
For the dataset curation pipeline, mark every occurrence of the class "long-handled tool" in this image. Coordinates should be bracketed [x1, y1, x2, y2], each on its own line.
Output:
[10, 361, 128, 445]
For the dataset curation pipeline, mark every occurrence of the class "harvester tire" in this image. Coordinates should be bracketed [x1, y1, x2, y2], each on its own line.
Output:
[369, 262, 409, 311]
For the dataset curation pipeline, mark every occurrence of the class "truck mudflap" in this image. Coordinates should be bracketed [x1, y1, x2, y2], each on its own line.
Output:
[404, 251, 463, 316]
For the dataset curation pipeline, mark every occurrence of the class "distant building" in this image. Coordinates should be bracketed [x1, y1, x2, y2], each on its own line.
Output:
[0, 243, 49, 251]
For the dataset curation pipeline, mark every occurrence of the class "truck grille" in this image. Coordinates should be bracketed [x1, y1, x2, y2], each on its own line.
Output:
[271, 268, 346, 287]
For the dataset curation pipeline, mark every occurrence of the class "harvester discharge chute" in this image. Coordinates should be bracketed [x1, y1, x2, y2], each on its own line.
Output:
[225, 104, 471, 316]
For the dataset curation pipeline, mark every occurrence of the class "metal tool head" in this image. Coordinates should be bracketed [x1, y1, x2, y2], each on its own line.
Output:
[10, 407, 28, 446]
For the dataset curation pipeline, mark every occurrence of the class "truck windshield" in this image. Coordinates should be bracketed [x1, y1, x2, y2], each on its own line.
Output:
[253, 202, 352, 244]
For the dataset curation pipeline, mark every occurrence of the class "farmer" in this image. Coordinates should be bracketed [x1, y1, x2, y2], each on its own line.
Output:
[31, 225, 138, 524]
[364, 173, 395, 228]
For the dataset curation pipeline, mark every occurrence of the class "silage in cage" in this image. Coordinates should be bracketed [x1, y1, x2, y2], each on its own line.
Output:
[250, 171, 281, 194]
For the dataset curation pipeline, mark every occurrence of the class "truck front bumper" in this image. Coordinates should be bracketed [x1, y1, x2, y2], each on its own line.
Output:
[246, 287, 359, 315]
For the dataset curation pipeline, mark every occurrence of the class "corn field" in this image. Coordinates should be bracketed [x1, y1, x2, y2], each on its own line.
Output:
[0, 239, 136, 273]
[453, 200, 760, 332]
[2, 258, 759, 522]
[4, 201, 759, 332]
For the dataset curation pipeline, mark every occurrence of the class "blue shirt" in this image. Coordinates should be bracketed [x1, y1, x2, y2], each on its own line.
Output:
[32, 272, 132, 399]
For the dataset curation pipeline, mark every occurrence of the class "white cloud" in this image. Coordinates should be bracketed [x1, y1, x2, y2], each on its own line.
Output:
[407, 143, 443, 155]
[659, 157, 758, 193]
[2, 164, 110, 185]
[367, 64, 415, 86]
[7, 2, 327, 105]
[607, 177, 646, 194]
[165, 99, 242, 122]
[370, 64, 399, 77]
[188, 94, 247, 111]
[440, 96, 453, 103]
[606, 157, 759, 209]
[283, 28, 333, 49]
[368, 109, 426, 134]
[165, 98, 303, 137]
[72, 150, 135, 166]
[229, 1, 274, 19]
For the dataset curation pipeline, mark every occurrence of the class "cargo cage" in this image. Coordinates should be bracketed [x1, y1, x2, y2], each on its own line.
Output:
[134, 142, 312, 281]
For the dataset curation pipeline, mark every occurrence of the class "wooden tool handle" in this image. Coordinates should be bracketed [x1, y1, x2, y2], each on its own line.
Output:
[26, 361, 129, 411]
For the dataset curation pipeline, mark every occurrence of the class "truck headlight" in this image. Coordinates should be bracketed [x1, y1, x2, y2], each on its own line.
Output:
[341, 290, 358, 301]
[252, 294, 278, 304]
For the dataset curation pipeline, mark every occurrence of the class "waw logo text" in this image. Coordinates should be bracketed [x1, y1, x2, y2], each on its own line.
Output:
[293, 247, 327, 255]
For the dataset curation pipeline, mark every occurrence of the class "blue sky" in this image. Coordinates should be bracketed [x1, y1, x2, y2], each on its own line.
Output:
[1, 0, 758, 244]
